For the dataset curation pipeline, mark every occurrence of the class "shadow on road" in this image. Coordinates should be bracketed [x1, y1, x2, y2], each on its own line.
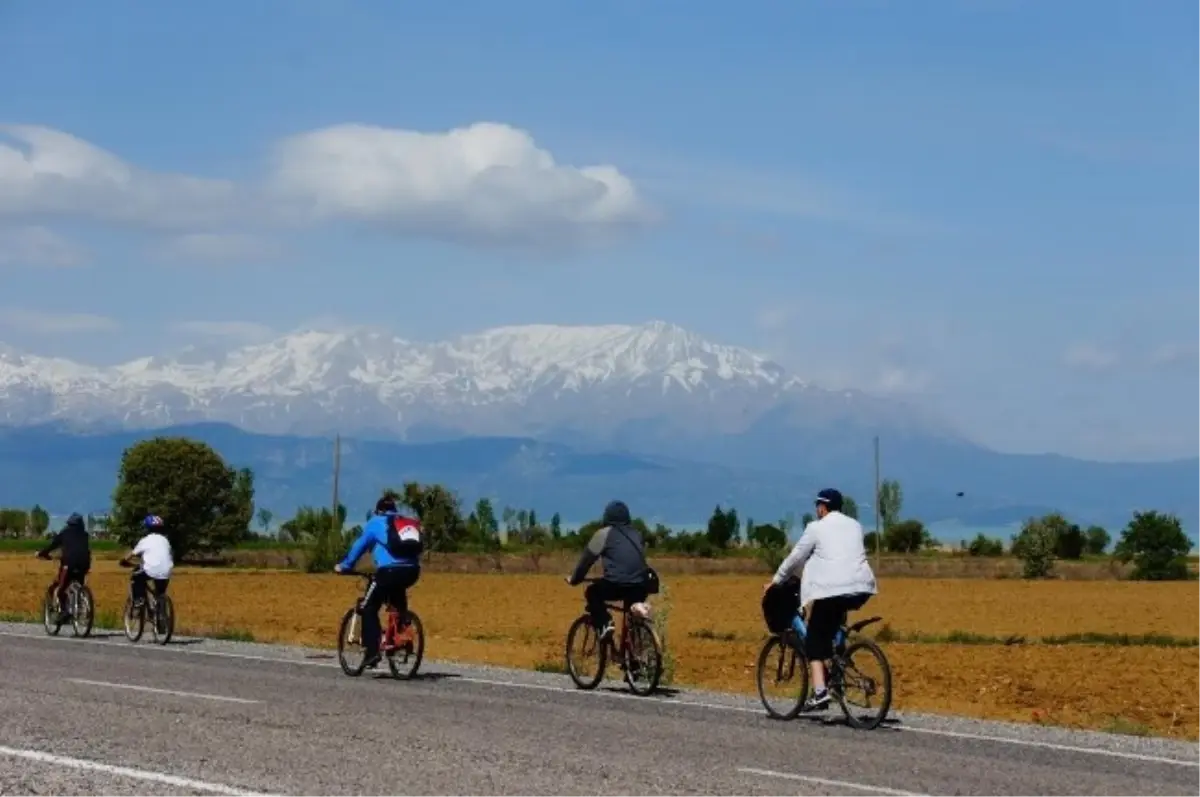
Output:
[369, 671, 463, 683]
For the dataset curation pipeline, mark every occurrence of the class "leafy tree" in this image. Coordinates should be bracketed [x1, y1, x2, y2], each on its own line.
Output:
[279, 504, 353, 572]
[0, 508, 28, 538]
[256, 507, 274, 536]
[1012, 516, 1057, 579]
[111, 437, 255, 559]
[528, 509, 538, 530]
[396, 482, 466, 552]
[1115, 511, 1192, 581]
[549, 512, 562, 538]
[1084, 525, 1110, 556]
[842, 496, 859, 520]
[750, 523, 788, 570]
[1054, 523, 1085, 560]
[967, 533, 1004, 557]
[884, 519, 931, 553]
[705, 505, 739, 549]
[877, 480, 903, 531]
[863, 531, 880, 552]
[800, 512, 814, 528]
[26, 505, 49, 537]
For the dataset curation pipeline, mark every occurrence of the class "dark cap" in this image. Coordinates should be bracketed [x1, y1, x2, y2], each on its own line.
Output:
[375, 495, 398, 514]
[602, 500, 631, 526]
[815, 488, 843, 512]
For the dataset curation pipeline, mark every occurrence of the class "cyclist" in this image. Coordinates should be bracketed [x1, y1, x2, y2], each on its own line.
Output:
[565, 500, 649, 640]
[121, 515, 174, 609]
[36, 512, 91, 620]
[334, 496, 423, 669]
[764, 488, 877, 711]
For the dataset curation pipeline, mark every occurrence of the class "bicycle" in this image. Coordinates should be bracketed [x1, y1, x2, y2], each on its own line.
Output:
[755, 604, 892, 730]
[38, 556, 94, 639]
[119, 559, 174, 645]
[564, 578, 663, 696]
[337, 572, 425, 679]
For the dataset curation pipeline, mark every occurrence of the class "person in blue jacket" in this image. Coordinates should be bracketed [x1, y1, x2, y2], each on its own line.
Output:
[334, 495, 423, 668]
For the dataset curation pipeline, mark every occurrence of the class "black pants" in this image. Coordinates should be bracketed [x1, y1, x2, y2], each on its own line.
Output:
[57, 565, 88, 608]
[584, 579, 648, 630]
[805, 592, 871, 660]
[361, 566, 420, 655]
[131, 569, 169, 603]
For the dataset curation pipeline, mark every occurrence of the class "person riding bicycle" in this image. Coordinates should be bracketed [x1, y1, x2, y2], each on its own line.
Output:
[764, 488, 877, 712]
[121, 515, 175, 609]
[334, 496, 423, 669]
[565, 500, 649, 641]
[36, 512, 91, 620]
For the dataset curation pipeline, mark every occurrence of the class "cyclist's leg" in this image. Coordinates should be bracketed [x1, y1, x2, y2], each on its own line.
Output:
[392, 566, 419, 621]
[804, 597, 842, 704]
[130, 568, 150, 605]
[359, 574, 387, 658]
[584, 579, 619, 632]
[153, 577, 170, 600]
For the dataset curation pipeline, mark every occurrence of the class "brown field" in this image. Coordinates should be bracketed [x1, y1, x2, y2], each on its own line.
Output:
[2, 556, 1196, 739]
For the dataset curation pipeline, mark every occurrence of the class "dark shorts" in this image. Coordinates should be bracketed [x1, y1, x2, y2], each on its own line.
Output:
[805, 592, 872, 660]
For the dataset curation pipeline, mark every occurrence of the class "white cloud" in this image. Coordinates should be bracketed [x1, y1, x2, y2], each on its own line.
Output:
[0, 308, 117, 334]
[0, 122, 651, 250]
[172, 320, 275, 341]
[268, 122, 651, 247]
[0, 125, 237, 231]
[154, 232, 280, 264]
[874, 366, 931, 394]
[0, 225, 86, 267]
[1149, 342, 1198, 371]
[1062, 343, 1119, 372]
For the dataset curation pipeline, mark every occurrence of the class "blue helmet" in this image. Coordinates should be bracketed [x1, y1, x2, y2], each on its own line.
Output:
[143, 514, 165, 529]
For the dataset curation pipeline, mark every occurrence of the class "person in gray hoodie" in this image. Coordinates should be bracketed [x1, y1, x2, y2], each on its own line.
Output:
[565, 500, 650, 639]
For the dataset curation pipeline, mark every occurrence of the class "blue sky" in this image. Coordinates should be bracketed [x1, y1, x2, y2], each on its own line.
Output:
[1, 0, 1196, 462]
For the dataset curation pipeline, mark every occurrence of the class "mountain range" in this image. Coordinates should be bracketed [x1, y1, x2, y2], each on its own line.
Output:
[1, 322, 1195, 533]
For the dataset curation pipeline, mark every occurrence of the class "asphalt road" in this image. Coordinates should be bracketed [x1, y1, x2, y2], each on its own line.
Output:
[0, 623, 1195, 796]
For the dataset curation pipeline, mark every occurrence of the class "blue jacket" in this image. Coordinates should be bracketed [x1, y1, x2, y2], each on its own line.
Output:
[339, 513, 422, 571]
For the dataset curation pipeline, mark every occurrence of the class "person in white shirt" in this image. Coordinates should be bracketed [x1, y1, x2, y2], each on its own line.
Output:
[122, 514, 175, 607]
[764, 488, 877, 711]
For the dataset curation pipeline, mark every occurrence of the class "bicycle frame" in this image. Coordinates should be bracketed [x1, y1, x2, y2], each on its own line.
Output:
[350, 573, 414, 653]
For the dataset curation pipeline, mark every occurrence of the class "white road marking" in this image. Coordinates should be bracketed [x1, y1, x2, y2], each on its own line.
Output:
[68, 677, 260, 704]
[3, 628, 1196, 768]
[739, 766, 925, 795]
[0, 744, 271, 796]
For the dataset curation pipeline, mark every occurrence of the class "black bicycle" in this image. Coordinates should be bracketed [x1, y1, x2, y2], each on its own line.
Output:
[564, 578, 663, 696]
[119, 559, 174, 645]
[39, 556, 94, 639]
[755, 607, 892, 730]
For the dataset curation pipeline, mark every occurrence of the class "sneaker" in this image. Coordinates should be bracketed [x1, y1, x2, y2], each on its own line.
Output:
[803, 690, 831, 712]
[363, 652, 382, 669]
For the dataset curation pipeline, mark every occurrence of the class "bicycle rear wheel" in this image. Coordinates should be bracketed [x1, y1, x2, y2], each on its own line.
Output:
[151, 595, 175, 645]
[755, 634, 808, 720]
[565, 615, 606, 690]
[123, 596, 145, 642]
[387, 610, 425, 680]
[337, 607, 368, 677]
[70, 585, 94, 638]
[43, 586, 63, 637]
[833, 638, 892, 730]
[623, 619, 662, 696]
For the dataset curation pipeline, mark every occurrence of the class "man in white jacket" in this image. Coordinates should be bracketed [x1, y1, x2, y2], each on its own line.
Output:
[765, 488, 877, 711]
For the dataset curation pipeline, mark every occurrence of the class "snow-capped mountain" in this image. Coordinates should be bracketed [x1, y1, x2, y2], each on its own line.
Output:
[0, 321, 947, 449]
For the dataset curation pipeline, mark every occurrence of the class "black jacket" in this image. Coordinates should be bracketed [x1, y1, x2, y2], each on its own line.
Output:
[39, 515, 91, 570]
[568, 501, 648, 587]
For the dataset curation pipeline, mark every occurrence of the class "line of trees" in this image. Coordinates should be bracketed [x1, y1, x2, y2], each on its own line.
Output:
[6, 435, 1194, 581]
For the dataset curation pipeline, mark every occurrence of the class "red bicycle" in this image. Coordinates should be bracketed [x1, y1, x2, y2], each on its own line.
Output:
[564, 578, 663, 696]
[337, 572, 425, 679]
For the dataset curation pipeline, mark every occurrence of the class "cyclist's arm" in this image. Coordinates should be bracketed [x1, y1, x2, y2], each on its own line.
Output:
[37, 531, 63, 558]
[567, 527, 607, 585]
[771, 526, 816, 586]
[337, 526, 374, 571]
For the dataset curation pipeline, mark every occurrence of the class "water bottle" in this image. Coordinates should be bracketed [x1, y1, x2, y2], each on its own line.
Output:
[791, 612, 807, 638]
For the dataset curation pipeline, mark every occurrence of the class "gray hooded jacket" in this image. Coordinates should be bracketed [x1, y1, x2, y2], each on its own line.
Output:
[568, 501, 648, 587]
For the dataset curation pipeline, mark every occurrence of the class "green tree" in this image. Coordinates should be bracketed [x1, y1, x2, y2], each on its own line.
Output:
[549, 512, 562, 538]
[256, 507, 274, 536]
[395, 482, 467, 552]
[111, 437, 255, 559]
[877, 480, 903, 532]
[1054, 523, 1085, 560]
[800, 512, 814, 528]
[29, 504, 50, 537]
[279, 504, 353, 572]
[1084, 525, 1110, 556]
[0, 508, 28, 538]
[842, 495, 859, 520]
[750, 523, 789, 570]
[1012, 516, 1057, 579]
[528, 509, 538, 530]
[705, 505, 738, 549]
[1114, 511, 1192, 581]
[967, 533, 1004, 557]
[883, 519, 931, 553]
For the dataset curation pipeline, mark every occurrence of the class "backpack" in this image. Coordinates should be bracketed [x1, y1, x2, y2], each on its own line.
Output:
[383, 515, 423, 560]
[761, 577, 800, 634]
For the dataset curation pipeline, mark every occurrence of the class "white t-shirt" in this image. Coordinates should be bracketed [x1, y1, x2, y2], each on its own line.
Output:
[134, 533, 174, 580]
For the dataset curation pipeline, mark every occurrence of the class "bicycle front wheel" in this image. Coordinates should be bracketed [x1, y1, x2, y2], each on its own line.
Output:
[387, 611, 425, 680]
[123, 596, 145, 642]
[43, 586, 63, 637]
[565, 615, 605, 690]
[71, 585, 94, 638]
[834, 638, 893, 730]
[755, 634, 808, 720]
[337, 607, 368, 677]
[623, 620, 662, 696]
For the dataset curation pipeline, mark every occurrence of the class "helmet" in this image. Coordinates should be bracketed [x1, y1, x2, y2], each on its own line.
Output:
[375, 495, 398, 515]
[143, 514, 165, 529]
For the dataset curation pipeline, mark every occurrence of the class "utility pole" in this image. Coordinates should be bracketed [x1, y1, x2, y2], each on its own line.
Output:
[873, 434, 882, 569]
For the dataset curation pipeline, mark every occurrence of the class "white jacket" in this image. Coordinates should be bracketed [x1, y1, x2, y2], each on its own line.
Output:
[772, 511, 877, 606]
